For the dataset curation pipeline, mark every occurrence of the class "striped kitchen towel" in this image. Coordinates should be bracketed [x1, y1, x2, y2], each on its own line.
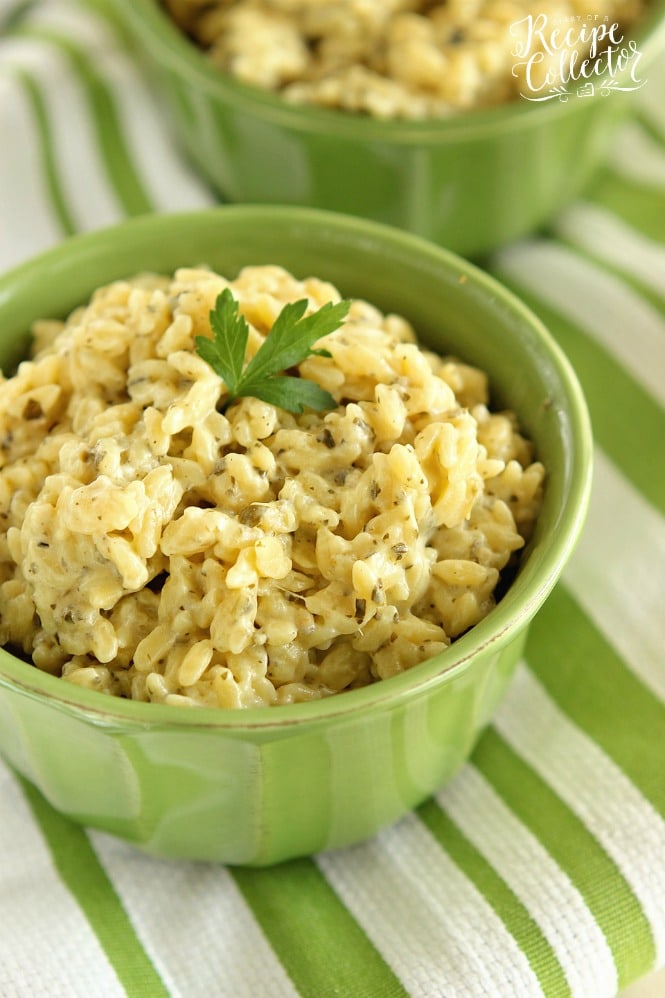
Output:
[0, 2, 663, 996]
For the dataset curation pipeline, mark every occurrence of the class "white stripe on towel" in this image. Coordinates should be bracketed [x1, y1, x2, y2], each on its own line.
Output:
[318, 812, 542, 998]
[495, 239, 665, 407]
[0, 75, 62, 270]
[0, 763, 125, 998]
[1, 38, 124, 232]
[438, 758, 619, 998]
[564, 448, 665, 703]
[554, 201, 665, 301]
[493, 665, 665, 963]
[90, 831, 298, 998]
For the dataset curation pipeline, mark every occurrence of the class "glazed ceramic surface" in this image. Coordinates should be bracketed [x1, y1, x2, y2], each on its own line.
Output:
[0, 207, 592, 864]
[108, 0, 665, 257]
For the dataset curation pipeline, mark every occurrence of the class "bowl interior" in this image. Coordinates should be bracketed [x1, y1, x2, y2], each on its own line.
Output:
[0, 206, 592, 726]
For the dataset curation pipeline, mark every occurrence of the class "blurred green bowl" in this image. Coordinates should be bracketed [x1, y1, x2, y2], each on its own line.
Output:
[0, 206, 592, 864]
[108, 0, 665, 257]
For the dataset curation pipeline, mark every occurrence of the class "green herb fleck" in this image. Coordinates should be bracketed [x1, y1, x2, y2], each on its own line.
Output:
[195, 288, 349, 414]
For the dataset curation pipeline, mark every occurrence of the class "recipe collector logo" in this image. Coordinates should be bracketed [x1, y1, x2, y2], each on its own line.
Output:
[509, 12, 646, 102]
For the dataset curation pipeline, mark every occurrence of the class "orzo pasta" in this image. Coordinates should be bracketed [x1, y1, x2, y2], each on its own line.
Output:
[162, 0, 648, 119]
[0, 265, 544, 707]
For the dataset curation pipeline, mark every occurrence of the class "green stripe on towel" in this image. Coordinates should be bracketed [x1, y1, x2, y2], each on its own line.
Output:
[474, 729, 657, 990]
[18, 776, 169, 998]
[232, 858, 407, 998]
[417, 801, 571, 998]
[491, 275, 665, 516]
[527, 586, 665, 817]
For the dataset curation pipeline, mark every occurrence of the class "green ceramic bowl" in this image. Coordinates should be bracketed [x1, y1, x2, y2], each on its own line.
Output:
[0, 207, 592, 865]
[107, 0, 665, 257]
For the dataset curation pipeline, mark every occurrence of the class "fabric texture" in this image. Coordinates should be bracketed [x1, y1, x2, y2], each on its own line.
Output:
[0, 2, 663, 995]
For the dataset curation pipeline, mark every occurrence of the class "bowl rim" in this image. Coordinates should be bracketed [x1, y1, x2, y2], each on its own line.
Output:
[0, 205, 593, 730]
[113, 0, 665, 143]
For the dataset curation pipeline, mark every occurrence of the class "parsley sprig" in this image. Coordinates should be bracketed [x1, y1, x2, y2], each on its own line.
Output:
[195, 288, 350, 414]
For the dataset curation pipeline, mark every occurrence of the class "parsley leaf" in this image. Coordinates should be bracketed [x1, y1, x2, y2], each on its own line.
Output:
[195, 288, 350, 414]
[195, 288, 248, 391]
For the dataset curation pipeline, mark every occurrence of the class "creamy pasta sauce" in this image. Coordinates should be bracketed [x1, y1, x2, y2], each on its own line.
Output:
[0, 265, 544, 707]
